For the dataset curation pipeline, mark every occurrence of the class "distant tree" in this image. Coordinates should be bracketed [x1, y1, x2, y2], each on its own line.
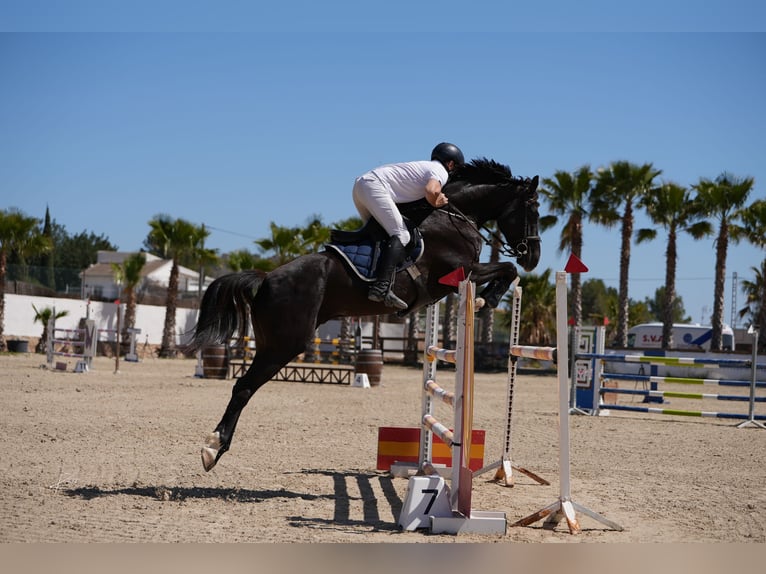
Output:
[738, 266, 766, 352]
[332, 216, 364, 231]
[32, 304, 69, 354]
[0, 209, 52, 351]
[539, 165, 594, 328]
[190, 224, 219, 300]
[254, 222, 305, 269]
[502, 269, 556, 346]
[581, 278, 615, 324]
[734, 198, 766, 346]
[26, 219, 117, 293]
[693, 172, 754, 350]
[645, 287, 690, 324]
[110, 252, 147, 340]
[592, 161, 662, 347]
[226, 249, 265, 272]
[254, 216, 334, 270]
[40, 206, 55, 290]
[300, 215, 331, 254]
[147, 215, 214, 358]
[637, 182, 712, 349]
[628, 299, 655, 328]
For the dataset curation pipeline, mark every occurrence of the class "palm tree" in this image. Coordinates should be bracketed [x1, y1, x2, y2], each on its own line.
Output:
[539, 165, 594, 329]
[592, 161, 662, 347]
[147, 215, 214, 358]
[0, 209, 52, 351]
[227, 249, 260, 272]
[734, 199, 766, 348]
[300, 215, 332, 254]
[693, 172, 754, 350]
[190, 224, 219, 301]
[255, 222, 305, 269]
[738, 266, 765, 352]
[636, 182, 712, 349]
[110, 252, 147, 342]
[503, 269, 557, 346]
[32, 304, 69, 354]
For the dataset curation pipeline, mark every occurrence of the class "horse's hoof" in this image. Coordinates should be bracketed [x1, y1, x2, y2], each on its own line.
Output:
[201, 431, 222, 472]
[475, 297, 486, 309]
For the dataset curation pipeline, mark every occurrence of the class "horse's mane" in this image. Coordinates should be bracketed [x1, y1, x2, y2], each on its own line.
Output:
[448, 158, 514, 186]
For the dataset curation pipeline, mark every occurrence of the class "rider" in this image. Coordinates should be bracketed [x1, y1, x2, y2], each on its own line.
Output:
[352, 142, 465, 310]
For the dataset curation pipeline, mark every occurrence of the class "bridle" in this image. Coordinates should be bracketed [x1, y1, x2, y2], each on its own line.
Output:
[444, 181, 540, 258]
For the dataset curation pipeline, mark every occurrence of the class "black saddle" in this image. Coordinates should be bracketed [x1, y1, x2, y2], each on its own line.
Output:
[324, 218, 423, 282]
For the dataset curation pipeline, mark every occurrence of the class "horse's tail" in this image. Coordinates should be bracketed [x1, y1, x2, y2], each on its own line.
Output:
[186, 270, 267, 352]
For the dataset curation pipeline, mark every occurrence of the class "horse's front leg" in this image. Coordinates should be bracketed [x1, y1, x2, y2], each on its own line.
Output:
[465, 261, 519, 308]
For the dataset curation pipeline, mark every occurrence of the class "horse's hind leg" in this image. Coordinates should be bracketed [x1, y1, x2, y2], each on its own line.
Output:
[201, 350, 295, 471]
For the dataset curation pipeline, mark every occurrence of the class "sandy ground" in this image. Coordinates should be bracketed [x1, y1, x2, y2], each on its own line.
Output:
[1, 351, 764, 544]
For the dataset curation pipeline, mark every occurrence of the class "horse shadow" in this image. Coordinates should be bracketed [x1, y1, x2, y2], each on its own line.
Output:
[63, 469, 404, 533]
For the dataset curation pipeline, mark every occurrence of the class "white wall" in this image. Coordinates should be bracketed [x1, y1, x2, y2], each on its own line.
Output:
[4, 293, 200, 346]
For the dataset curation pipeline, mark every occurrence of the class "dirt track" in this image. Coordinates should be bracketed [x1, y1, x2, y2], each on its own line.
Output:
[1, 352, 764, 543]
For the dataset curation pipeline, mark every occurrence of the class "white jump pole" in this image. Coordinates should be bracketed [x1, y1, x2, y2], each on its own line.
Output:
[511, 269, 623, 534]
[737, 326, 766, 429]
[474, 281, 549, 487]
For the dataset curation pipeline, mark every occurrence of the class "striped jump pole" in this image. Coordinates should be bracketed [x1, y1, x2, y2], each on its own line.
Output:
[398, 278, 506, 535]
[420, 280, 475, 516]
[416, 299, 441, 474]
[474, 281, 549, 487]
[510, 264, 623, 534]
[576, 347, 766, 426]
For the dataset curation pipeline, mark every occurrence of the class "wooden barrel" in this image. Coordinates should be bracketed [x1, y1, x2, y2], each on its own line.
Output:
[202, 345, 228, 379]
[355, 349, 383, 386]
[7, 339, 29, 353]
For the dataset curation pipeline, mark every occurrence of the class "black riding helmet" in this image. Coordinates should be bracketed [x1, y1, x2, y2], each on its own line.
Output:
[431, 142, 465, 170]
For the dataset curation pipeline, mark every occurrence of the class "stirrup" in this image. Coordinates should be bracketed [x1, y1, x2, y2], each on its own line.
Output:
[383, 291, 408, 311]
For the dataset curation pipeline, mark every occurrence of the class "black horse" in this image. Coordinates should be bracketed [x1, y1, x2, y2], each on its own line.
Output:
[189, 158, 541, 471]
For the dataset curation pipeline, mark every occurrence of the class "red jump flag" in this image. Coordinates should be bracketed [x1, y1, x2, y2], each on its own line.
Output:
[438, 266, 466, 287]
[564, 253, 588, 273]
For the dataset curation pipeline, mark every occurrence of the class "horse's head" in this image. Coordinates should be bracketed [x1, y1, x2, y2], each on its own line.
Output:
[497, 174, 541, 272]
[444, 159, 541, 272]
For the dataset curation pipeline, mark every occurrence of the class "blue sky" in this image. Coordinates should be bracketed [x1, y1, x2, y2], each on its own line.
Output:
[2, 3, 765, 326]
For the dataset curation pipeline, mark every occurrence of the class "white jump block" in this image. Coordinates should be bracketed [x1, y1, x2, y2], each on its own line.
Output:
[398, 475, 507, 534]
[430, 510, 507, 535]
[352, 373, 370, 388]
[74, 361, 89, 373]
[397, 475, 452, 531]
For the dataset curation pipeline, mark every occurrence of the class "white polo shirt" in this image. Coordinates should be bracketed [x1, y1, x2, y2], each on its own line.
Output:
[369, 160, 449, 203]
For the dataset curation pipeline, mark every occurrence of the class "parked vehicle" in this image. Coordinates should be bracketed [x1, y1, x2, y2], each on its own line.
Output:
[627, 322, 735, 351]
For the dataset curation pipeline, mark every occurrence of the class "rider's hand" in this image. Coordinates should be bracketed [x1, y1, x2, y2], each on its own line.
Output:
[425, 178, 449, 208]
[430, 192, 448, 208]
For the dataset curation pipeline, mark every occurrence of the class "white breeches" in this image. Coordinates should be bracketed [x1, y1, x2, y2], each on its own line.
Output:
[352, 175, 411, 245]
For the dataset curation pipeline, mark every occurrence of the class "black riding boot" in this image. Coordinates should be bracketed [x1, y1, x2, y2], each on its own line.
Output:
[369, 236, 408, 310]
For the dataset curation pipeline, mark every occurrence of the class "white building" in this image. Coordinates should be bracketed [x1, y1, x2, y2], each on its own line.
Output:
[80, 251, 213, 301]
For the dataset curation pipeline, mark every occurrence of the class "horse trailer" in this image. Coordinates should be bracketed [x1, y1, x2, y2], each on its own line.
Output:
[627, 322, 735, 351]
